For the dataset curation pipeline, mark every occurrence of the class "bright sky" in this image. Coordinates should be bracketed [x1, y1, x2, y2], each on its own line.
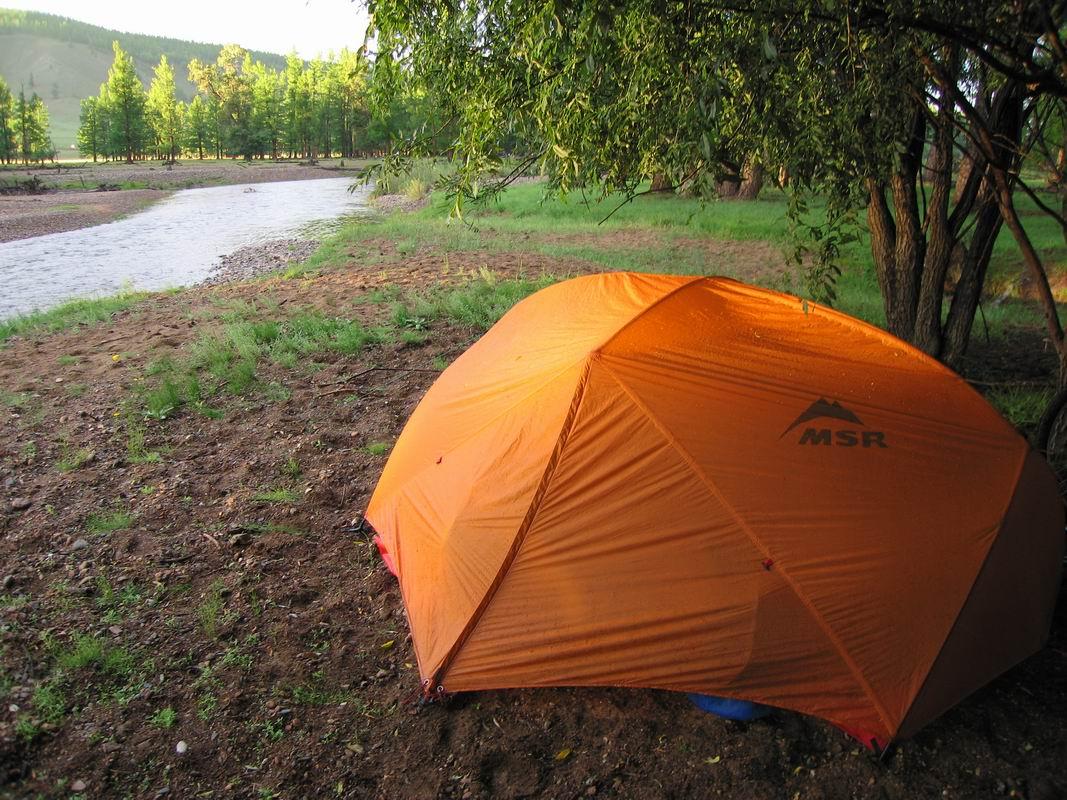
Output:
[4, 0, 370, 58]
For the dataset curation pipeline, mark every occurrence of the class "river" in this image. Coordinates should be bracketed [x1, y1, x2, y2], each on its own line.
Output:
[0, 177, 372, 318]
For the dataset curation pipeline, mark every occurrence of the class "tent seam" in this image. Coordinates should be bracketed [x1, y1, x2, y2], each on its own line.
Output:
[372, 275, 705, 516]
[431, 358, 595, 689]
[594, 274, 706, 354]
[599, 361, 896, 739]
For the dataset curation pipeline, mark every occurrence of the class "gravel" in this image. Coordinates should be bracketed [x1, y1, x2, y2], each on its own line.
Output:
[200, 238, 321, 286]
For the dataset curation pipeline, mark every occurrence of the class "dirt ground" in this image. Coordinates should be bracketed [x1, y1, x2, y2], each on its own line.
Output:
[0, 243, 1065, 799]
[0, 160, 366, 242]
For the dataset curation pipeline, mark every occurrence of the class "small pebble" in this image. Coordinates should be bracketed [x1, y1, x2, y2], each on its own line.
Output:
[71, 780, 86, 792]
[176, 740, 188, 755]
[71, 538, 89, 551]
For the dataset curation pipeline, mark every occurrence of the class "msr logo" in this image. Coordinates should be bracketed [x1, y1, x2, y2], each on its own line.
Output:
[781, 398, 888, 448]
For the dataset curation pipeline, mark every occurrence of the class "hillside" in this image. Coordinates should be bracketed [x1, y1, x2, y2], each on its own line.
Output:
[0, 9, 289, 152]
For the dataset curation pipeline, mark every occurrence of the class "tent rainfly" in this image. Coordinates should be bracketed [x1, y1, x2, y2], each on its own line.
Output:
[366, 272, 1064, 749]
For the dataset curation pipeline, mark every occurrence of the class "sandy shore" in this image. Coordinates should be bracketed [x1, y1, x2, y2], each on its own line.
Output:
[0, 189, 166, 243]
[0, 159, 367, 243]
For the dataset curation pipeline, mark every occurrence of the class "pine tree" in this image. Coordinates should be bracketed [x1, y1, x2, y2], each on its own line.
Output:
[29, 94, 52, 161]
[185, 94, 211, 159]
[77, 96, 103, 161]
[13, 89, 45, 164]
[104, 41, 149, 162]
[96, 82, 114, 161]
[0, 77, 14, 164]
[147, 55, 184, 161]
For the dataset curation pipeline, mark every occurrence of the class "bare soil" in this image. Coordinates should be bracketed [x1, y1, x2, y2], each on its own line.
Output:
[0, 246, 1064, 799]
[0, 160, 366, 242]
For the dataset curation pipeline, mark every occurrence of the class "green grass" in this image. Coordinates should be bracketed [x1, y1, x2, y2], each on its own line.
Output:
[987, 386, 1053, 432]
[0, 291, 148, 344]
[363, 442, 391, 456]
[32, 681, 67, 723]
[308, 179, 1067, 335]
[134, 310, 390, 421]
[198, 581, 226, 639]
[149, 706, 177, 729]
[281, 456, 302, 479]
[388, 272, 560, 331]
[56, 354, 79, 366]
[252, 487, 300, 504]
[56, 445, 93, 472]
[371, 158, 453, 199]
[86, 504, 134, 534]
[0, 390, 31, 409]
[124, 412, 163, 463]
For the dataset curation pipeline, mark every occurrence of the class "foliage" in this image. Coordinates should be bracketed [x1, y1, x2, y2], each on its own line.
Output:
[366, 0, 1067, 372]
[76, 96, 103, 161]
[146, 55, 184, 161]
[0, 76, 14, 164]
[103, 42, 150, 162]
[11, 87, 52, 164]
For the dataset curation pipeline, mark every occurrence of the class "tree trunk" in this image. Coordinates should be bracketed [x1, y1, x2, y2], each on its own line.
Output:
[736, 161, 764, 201]
[650, 172, 673, 192]
[913, 75, 957, 357]
[941, 190, 1002, 366]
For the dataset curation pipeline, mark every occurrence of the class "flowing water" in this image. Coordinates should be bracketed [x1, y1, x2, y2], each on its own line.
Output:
[0, 177, 373, 318]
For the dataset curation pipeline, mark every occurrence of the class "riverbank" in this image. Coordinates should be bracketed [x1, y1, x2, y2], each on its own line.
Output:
[0, 186, 1063, 798]
[0, 159, 370, 242]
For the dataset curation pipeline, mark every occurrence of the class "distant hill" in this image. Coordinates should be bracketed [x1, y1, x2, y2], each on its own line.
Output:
[0, 8, 289, 151]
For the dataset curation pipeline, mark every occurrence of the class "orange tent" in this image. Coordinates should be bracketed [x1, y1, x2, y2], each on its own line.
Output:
[366, 272, 1063, 748]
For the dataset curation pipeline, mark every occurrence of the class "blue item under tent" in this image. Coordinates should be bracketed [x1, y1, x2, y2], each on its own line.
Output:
[687, 694, 773, 721]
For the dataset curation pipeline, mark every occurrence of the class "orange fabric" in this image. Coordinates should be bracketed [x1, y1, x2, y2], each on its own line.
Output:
[366, 272, 1063, 744]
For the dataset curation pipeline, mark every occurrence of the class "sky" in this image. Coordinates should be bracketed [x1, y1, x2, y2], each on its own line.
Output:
[4, 0, 370, 58]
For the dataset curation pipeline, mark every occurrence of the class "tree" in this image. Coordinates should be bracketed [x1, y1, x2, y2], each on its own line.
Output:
[366, 1, 1067, 375]
[77, 95, 103, 161]
[248, 59, 284, 158]
[185, 94, 213, 159]
[104, 41, 149, 162]
[189, 45, 255, 159]
[0, 76, 14, 164]
[147, 55, 185, 161]
[13, 89, 48, 164]
[31, 94, 53, 161]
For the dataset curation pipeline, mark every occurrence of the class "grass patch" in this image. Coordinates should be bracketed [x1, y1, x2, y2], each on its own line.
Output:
[252, 487, 300, 504]
[55, 445, 93, 472]
[32, 681, 67, 723]
[198, 581, 227, 639]
[1, 390, 31, 409]
[135, 310, 389, 422]
[388, 271, 559, 332]
[0, 290, 148, 344]
[281, 456, 302, 479]
[123, 412, 163, 463]
[149, 706, 177, 729]
[289, 671, 353, 706]
[371, 158, 452, 200]
[363, 442, 391, 456]
[987, 386, 1053, 433]
[64, 382, 88, 398]
[56, 355, 79, 366]
[86, 504, 134, 534]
